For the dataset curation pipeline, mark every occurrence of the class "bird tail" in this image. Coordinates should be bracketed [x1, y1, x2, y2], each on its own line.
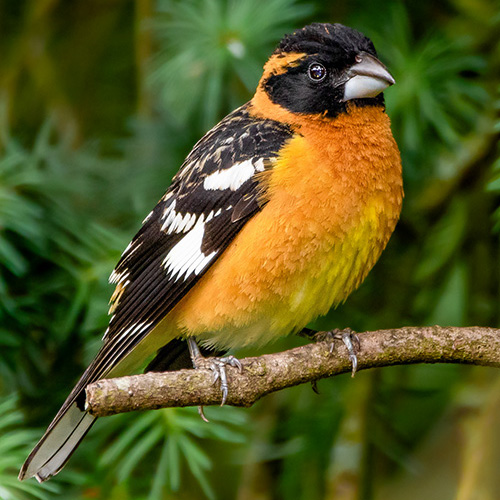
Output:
[18, 335, 184, 482]
[18, 402, 96, 482]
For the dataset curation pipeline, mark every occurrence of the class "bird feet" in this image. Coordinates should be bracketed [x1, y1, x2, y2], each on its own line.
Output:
[299, 327, 360, 377]
[187, 338, 242, 421]
[205, 355, 243, 406]
[318, 328, 360, 377]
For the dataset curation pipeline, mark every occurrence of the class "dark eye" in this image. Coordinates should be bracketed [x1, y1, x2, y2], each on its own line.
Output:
[308, 63, 327, 82]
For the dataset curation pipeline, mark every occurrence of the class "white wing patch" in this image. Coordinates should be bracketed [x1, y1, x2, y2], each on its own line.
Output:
[163, 211, 197, 234]
[160, 199, 198, 235]
[203, 158, 265, 192]
[162, 211, 218, 282]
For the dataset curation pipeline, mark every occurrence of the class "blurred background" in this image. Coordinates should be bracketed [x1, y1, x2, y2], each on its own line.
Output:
[0, 0, 499, 499]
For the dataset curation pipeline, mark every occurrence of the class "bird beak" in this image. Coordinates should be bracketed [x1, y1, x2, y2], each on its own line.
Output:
[343, 52, 395, 101]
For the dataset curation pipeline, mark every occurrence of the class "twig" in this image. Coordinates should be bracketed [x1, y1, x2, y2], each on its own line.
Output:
[85, 326, 500, 417]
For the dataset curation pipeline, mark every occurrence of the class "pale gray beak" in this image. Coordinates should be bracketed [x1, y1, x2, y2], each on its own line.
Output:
[343, 52, 395, 101]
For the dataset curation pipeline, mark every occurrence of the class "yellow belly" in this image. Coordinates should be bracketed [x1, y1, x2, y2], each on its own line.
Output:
[164, 105, 403, 350]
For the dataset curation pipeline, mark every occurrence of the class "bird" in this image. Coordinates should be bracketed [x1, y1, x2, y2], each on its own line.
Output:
[19, 22, 403, 482]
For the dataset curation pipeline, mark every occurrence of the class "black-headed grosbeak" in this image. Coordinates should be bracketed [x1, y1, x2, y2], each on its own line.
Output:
[20, 22, 402, 482]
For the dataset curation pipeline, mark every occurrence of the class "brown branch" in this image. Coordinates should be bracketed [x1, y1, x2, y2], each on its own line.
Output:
[85, 326, 500, 417]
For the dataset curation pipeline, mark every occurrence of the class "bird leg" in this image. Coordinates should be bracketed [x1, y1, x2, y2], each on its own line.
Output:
[298, 327, 360, 377]
[187, 337, 242, 420]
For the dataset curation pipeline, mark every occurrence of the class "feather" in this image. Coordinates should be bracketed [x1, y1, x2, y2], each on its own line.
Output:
[20, 103, 293, 481]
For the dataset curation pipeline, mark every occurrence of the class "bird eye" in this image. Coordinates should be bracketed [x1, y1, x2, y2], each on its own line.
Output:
[307, 63, 327, 82]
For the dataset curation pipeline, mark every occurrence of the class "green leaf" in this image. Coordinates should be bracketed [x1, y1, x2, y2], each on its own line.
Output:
[414, 197, 468, 283]
[148, 439, 173, 500]
[116, 426, 164, 483]
[100, 412, 159, 466]
[427, 260, 468, 326]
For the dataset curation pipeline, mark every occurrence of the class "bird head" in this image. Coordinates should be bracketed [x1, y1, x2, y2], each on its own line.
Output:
[257, 23, 395, 119]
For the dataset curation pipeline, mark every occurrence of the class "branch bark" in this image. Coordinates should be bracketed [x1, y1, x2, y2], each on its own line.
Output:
[85, 326, 500, 417]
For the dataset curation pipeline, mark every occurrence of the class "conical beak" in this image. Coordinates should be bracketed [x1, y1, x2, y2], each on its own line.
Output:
[343, 52, 395, 101]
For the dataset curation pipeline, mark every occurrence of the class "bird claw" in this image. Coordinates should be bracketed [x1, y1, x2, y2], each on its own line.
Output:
[316, 328, 360, 377]
[209, 356, 242, 406]
[311, 380, 320, 394]
[198, 405, 210, 423]
[187, 338, 242, 411]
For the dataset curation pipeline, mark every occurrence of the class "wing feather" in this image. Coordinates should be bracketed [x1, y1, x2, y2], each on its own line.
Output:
[21, 105, 294, 481]
[57, 103, 293, 413]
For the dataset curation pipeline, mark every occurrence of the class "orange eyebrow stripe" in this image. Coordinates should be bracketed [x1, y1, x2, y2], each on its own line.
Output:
[261, 52, 307, 79]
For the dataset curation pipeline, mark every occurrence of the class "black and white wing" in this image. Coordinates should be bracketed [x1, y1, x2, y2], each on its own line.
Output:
[20, 103, 293, 482]
[83, 103, 292, 392]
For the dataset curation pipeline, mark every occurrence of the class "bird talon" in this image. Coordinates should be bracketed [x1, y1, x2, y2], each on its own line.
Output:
[210, 355, 243, 405]
[317, 328, 360, 376]
[188, 339, 242, 407]
[220, 384, 228, 407]
[311, 380, 320, 394]
[210, 363, 220, 384]
[229, 356, 243, 373]
[198, 405, 210, 423]
[348, 353, 358, 377]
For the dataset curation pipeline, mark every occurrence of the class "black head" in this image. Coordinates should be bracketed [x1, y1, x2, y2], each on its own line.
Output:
[261, 23, 394, 118]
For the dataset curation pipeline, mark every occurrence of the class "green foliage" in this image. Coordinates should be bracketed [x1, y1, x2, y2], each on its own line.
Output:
[0, 0, 499, 499]
[360, 4, 488, 183]
[0, 395, 63, 500]
[0, 127, 126, 399]
[487, 85, 500, 229]
[151, 0, 313, 131]
[94, 406, 247, 500]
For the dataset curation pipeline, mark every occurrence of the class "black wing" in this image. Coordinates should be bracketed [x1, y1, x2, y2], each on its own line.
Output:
[19, 104, 293, 482]
[76, 103, 293, 399]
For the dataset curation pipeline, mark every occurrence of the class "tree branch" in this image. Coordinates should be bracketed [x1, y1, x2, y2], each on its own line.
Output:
[85, 326, 500, 417]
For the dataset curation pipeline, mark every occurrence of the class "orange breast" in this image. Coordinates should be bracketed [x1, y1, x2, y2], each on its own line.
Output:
[165, 104, 403, 350]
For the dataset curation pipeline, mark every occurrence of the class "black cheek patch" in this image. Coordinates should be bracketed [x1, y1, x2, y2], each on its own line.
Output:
[264, 71, 347, 117]
[263, 68, 386, 118]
